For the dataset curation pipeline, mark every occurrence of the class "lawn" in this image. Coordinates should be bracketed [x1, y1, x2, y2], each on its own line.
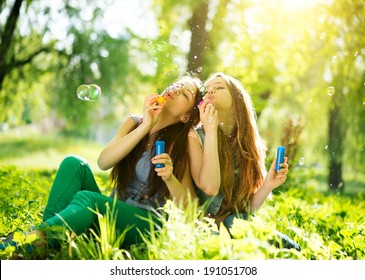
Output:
[0, 132, 364, 260]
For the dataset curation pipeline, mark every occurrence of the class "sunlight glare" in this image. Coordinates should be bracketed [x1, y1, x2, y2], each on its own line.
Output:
[279, 0, 318, 11]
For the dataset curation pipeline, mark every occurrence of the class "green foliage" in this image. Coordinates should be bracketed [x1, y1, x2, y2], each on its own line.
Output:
[0, 165, 364, 260]
[64, 202, 134, 260]
[1, 0, 364, 181]
[0, 166, 52, 235]
[0, 0, 364, 258]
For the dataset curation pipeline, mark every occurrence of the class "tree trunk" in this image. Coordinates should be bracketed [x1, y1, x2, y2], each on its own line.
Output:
[187, 1, 209, 76]
[0, 0, 24, 91]
[328, 104, 345, 191]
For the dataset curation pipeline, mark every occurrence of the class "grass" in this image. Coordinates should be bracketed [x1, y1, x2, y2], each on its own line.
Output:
[0, 130, 104, 172]
[0, 130, 364, 260]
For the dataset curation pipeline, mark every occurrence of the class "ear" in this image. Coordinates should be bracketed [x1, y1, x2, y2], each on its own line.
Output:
[180, 114, 190, 123]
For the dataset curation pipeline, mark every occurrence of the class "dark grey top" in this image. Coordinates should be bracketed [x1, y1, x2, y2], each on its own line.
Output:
[109, 115, 165, 212]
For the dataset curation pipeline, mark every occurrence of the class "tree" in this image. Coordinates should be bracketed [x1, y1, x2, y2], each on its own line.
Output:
[321, 0, 365, 190]
[0, 0, 24, 91]
[187, 0, 209, 76]
[0, 0, 52, 91]
[0, 0, 137, 137]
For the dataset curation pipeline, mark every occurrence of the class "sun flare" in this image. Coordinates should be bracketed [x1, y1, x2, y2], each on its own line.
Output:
[278, 0, 319, 11]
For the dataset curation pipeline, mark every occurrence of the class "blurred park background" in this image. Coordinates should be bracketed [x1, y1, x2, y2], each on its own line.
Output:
[0, 0, 364, 193]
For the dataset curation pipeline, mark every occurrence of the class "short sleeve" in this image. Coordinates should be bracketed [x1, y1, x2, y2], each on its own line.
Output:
[129, 113, 143, 124]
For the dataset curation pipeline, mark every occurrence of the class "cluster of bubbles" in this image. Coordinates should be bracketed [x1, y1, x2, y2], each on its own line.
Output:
[144, 36, 205, 75]
[145, 40, 168, 52]
[145, 39, 196, 74]
[76, 84, 101, 101]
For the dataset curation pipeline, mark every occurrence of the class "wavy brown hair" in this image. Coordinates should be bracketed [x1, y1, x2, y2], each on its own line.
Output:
[205, 72, 267, 216]
[110, 75, 202, 200]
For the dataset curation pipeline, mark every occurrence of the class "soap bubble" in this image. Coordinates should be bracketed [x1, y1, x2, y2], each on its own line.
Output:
[76, 84, 101, 101]
[155, 41, 167, 52]
[327, 86, 335, 96]
[299, 157, 305, 165]
[145, 40, 153, 49]
[88, 84, 101, 100]
[76, 84, 89, 100]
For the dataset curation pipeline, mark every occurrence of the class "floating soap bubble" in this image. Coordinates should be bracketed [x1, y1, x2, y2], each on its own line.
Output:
[145, 40, 153, 49]
[196, 67, 202, 73]
[76, 84, 89, 100]
[171, 58, 181, 71]
[327, 86, 335, 96]
[76, 84, 101, 101]
[155, 41, 167, 52]
[299, 157, 305, 165]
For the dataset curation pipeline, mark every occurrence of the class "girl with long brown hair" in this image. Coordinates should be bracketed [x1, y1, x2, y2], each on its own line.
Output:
[188, 72, 300, 250]
[1, 75, 202, 253]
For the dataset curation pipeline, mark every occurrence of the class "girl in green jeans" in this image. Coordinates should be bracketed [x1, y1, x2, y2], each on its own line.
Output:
[1, 75, 202, 252]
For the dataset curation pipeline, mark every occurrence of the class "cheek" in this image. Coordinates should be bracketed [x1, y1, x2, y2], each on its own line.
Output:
[169, 101, 189, 116]
[223, 94, 233, 107]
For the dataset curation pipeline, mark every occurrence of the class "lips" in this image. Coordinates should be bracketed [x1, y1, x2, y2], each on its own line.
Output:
[165, 91, 174, 100]
[205, 96, 214, 102]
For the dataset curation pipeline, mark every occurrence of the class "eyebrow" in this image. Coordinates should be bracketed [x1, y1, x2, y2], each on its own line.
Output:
[214, 82, 225, 86]
[186, 89, 194, 101]
[205, 81, 225, 87]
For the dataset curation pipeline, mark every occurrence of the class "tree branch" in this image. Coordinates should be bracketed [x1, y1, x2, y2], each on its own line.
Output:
[9, 46, 51, 71]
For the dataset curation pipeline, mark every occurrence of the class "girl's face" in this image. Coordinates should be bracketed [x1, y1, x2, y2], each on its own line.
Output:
[162, 79, 198, 120]
[204, 77, 232, 110]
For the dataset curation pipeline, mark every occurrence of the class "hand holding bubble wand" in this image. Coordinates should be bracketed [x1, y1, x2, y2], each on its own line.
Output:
[155, 140, 165, 168]
[154, 84, 173, 106]
[275, 146, 286, 172]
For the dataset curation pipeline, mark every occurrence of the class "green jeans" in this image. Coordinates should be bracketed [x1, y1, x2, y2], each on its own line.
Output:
[39, 155, 160, 247]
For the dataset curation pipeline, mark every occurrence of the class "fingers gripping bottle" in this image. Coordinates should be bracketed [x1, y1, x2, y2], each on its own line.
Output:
[275, 146, 286, 172]
[155, 141, 165, 168]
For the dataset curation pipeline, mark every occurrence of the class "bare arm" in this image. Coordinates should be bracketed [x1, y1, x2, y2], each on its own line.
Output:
[188, 102, 221, 196]
[98, 94, 165, 171]
[152, 153, 197, 208]
[250, 157, 289, 212]
[97, 116, 150, 170]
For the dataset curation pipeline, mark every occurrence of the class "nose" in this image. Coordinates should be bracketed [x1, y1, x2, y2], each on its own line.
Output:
[205, 88, 214, 95]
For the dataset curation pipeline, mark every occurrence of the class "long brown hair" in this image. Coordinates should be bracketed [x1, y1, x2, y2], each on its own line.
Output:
[206, 72, 267, 215]
[110, 75, 202, 200]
